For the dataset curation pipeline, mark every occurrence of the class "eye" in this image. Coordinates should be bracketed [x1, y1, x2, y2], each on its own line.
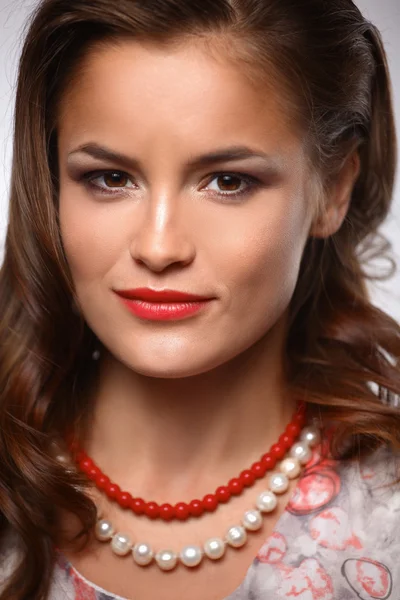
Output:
[85, 170, 135, 193]
[203, 173, 259, 198]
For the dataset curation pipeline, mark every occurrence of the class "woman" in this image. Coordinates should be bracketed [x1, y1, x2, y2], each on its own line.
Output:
[1, 0, 400, 598]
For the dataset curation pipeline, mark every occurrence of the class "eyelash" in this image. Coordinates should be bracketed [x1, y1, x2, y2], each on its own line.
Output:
[81, 170, 261, 201]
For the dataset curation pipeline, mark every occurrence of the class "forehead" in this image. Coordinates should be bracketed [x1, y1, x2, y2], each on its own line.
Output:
[57, 38, 303, 161]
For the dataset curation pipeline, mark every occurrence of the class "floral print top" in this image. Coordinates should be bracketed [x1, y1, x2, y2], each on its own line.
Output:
[2, 444, 400, 599]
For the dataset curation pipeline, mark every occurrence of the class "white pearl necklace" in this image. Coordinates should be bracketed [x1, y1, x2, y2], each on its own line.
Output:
[89, 426, 320, 571]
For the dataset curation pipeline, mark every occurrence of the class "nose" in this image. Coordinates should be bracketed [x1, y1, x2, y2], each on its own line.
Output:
[129, 191, 196, 273]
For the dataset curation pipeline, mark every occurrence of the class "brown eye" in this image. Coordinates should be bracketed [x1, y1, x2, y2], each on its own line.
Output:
[216, 174, 242, 191]
[203, 172, 259, 200]
[103, 172, 130, 187]
[85, 170, 135, 194]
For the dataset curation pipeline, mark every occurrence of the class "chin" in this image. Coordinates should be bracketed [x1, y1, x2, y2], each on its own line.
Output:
[99, 326, 270, 380]
[111, 340, 238, 380]
[120, 356, 219, 379]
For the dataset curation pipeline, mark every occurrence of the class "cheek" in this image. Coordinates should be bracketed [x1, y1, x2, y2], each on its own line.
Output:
[59, 188, 128, 283]
[210, 191, 310, 305]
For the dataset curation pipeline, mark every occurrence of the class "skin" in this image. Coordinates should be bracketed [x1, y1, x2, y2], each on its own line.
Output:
[57, 39, 360, 598]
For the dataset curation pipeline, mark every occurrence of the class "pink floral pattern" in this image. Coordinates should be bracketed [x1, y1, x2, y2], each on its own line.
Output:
[342, 558, 392, 599]
[257, 531, 287, 564]
[276, 558, 334, 600]
[6, 446, 398, 599]
[309, 507, 362, 550]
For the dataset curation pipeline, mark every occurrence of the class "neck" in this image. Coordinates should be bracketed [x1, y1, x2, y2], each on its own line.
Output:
[82, 316, 297, 501]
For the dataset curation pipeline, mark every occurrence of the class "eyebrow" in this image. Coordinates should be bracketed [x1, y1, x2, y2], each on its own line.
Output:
[67, 143, 281, 171]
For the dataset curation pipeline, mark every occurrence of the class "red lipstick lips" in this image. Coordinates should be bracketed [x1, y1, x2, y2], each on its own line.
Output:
[114, 288, 213, 321]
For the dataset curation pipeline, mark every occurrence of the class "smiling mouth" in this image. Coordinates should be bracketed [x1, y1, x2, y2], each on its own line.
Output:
[113, 288, 214, 321]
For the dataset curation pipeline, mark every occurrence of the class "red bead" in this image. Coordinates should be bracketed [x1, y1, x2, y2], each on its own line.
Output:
[239, 469, 255, 487]
[174, 502, 190, 520]
[215, 486, 231, 503]
[71, 401, 309, 523]
[105, 482, 121, 500]
[294, 413, 306, 426]
[95, 473, 110, 489]
[279, 433, 294, 449]
[144, 502, 160, 519]
[270, 443, 286, 460]
[261, 453, 276, 470]
[78, 457, 93, 472]
[159, 503, 174, 521]
[202, 494, 218, 512]
[189, 499, 204, 517]
[130, 497, 145, 515]
[119, 492, 133, 508]
[286, 423, 301, 438]
[86, 466, 101, 480]
[228, 477, 243, 495]
[297, 401, 306, 414]
[251, 461, 267, 478]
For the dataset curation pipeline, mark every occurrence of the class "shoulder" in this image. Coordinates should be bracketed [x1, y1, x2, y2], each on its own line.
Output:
[238, 446, 400, 600]
[339, 445, 400, 529]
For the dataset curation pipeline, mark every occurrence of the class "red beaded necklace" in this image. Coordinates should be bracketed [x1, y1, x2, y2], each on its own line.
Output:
[70, 401, 305, 522]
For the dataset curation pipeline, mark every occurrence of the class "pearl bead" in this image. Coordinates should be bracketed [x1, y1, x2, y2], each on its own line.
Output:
[290, 442, 312, 465]
[242, 509, 263, 531]
[55, 451, 70, 465]
[155, 549, 178, 571]
[94, 519, 114, 541]
[256, 490, 278, 513]
[269, 472, 289, 494]
[300, 426, 321, 448]
[132, 542, 154, 566]
[226, 525, 247, 548]
[279, 457, 301, 479]
[204, 538, 225, 560]
[180, 545, 203, 568]
[54, 450, 75, 473]
[111, 532, 132, 556]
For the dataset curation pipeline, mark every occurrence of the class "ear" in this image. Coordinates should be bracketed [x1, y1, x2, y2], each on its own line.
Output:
[310, 150, 361, 238]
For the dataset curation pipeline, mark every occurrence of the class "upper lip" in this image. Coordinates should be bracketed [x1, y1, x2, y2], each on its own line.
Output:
[114, 287, 212, 302]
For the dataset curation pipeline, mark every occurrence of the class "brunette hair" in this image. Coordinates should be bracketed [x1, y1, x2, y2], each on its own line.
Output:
[0, 0, 399, 597]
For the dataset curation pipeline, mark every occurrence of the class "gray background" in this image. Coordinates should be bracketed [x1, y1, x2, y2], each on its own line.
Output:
[1, 0, 400, 318]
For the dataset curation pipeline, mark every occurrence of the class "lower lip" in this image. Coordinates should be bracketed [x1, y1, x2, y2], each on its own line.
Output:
[117, 297, 211, 321]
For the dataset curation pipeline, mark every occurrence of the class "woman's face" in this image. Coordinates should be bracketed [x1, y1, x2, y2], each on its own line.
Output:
[58, 39, 313, 377]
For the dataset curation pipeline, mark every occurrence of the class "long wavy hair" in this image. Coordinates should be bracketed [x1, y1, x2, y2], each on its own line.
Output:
[0, 0, 399, 597]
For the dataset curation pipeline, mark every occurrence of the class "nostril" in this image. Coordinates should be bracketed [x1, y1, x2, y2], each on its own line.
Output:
[129, 236, 195, 272]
